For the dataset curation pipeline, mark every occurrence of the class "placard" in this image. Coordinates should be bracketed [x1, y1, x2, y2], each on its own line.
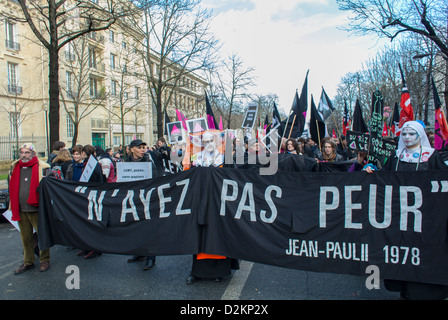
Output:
[79, 155, 98, 182]
[186, 118, 208, 133]
[116, 162, 152, 182]
[241, 104, 258, 129]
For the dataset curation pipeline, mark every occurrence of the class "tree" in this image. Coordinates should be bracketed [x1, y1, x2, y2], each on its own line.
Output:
[0, 86, 39, 159]
[337, 0, 448, 59]
[106, 39, 147, 147]
[338, 0, 448, 104]
[215, 54, 256, 129]
[2, 0, 137, 148]
[60, 35, 107, 147]
[134, 0, 219, 136]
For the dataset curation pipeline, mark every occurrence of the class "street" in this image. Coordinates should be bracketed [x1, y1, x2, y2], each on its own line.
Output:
[0, 221, 399, 303]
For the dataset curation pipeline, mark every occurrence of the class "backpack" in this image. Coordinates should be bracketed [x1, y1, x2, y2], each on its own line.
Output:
[51, 165, 64, 180]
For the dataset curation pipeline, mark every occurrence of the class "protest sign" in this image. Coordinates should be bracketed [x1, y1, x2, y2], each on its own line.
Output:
[241, 104, 258, 129]
[79, 155, 98, 182]
[116, 162, 152, 182]
[166, 121, 185, 145]
[186, 118, 208, 133]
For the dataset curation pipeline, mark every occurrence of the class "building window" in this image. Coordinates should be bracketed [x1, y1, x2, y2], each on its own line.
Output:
[113, 135, 121, 146]
[89, 48, 97, 68]
[10, 112, 21, 138]
[134, 86, 139, 100]
[111, 79, 117, 96]
[109, 30, 114, 43]
[90, 77, 98, 97]
[5, 21, 20, 51]
[66, 114, 74, 138]
[66, 71, 74, 98]
[7, 62, 22, 95]
[110, 53, 116, 70]
[65, 42, 76, 61]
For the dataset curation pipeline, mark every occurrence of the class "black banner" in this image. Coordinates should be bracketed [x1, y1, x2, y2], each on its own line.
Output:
[38, 167, 448, 285]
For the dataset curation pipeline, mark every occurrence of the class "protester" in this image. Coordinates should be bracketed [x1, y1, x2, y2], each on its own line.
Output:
[118, 144, 124, 157]
[337, 135, 356, 160]
[364, 121, 448, 300]
[9, 143, 51, 274]
[157, 137, 171, 163]
[50, 149, 73, 179]
[297, 137, 307, 155]
[348, 150, 368, 172]
[75, 145, 104, 259]
[81, 145, 105, 183]
[305, 138, 318, 157]
[66, 145, 84, 181]
[285, 138, 298, 154]
[247, 139, 260, 154]
[125, 139, 156, 270]
[47, 141, 66, 164]
[186, 132, 239, 285]
[317, 139, 343, 162]
[96, 146, 116, 183]
[232, 137, 245, 156]
[113, 152, 122, 163]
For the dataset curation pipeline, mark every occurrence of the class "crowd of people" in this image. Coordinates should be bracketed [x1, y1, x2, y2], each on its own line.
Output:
[7, 120, 448, 299]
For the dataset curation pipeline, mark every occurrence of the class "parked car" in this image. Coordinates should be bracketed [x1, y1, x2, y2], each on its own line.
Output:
[0, 187, 9, 221]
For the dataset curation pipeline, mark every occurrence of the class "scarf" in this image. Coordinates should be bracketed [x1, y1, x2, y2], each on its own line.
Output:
[10, 157, 40, 221]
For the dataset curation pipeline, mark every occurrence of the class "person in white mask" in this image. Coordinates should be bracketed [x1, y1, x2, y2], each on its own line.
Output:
[365, 121, 446, 172]
[365, 120, 448, 299]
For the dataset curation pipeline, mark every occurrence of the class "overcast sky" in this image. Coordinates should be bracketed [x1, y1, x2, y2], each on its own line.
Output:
[202, 0, 383, 114]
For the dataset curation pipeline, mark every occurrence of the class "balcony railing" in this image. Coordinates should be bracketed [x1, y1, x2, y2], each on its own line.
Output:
[8, 85, 22, 95]
[65, 52, 76, 61]
[5, 40, 20, 51]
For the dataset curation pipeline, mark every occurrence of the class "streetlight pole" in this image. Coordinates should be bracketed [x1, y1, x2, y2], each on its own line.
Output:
[42, 104, 49, 158]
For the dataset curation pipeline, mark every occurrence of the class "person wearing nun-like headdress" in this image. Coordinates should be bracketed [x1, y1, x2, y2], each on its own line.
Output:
[365, 121, 448, 299]
[364, 121, 447, 173]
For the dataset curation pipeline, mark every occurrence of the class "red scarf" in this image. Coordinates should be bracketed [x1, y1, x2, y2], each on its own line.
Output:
[10, 157, 40, 221]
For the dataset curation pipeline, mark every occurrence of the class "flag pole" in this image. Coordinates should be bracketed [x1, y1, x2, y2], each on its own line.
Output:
[331, 112, 341, 137]
[316, 119, 322, 151]
[279, 109, 292, 152]
[287, 115, 297, 139]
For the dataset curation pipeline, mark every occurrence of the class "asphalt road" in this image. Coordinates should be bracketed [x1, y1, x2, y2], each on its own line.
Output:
[0, 220, 400, 306]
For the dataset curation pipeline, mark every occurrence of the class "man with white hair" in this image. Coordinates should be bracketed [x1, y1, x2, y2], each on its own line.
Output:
[9, 143, 51, 274]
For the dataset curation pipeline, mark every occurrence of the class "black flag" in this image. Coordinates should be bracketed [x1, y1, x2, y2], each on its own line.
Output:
[164, 109, 171, 136]
[283, 70, 309, 138]
[309, 94, 327, 145]
[389, 102, 400, 137]
[352, 99, 368, 133]
[205, 93, 218, 130]
[318, 86, 334, 121]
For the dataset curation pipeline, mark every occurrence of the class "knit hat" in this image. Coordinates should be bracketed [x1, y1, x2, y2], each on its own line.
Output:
[20, 143, 37, 153]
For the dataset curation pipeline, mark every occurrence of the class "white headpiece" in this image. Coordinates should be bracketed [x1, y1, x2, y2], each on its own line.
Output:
[397, 121, 434, 163]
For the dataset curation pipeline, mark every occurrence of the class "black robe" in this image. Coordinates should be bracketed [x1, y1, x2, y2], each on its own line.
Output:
[191, 255, 239, 279]
[383, 150, 448, 300]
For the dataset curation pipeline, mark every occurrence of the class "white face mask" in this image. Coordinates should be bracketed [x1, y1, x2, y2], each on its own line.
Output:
[401, 127, 420, 149]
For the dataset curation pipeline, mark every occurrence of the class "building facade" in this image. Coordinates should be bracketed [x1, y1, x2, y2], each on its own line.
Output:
[0, 0, 208, 160]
